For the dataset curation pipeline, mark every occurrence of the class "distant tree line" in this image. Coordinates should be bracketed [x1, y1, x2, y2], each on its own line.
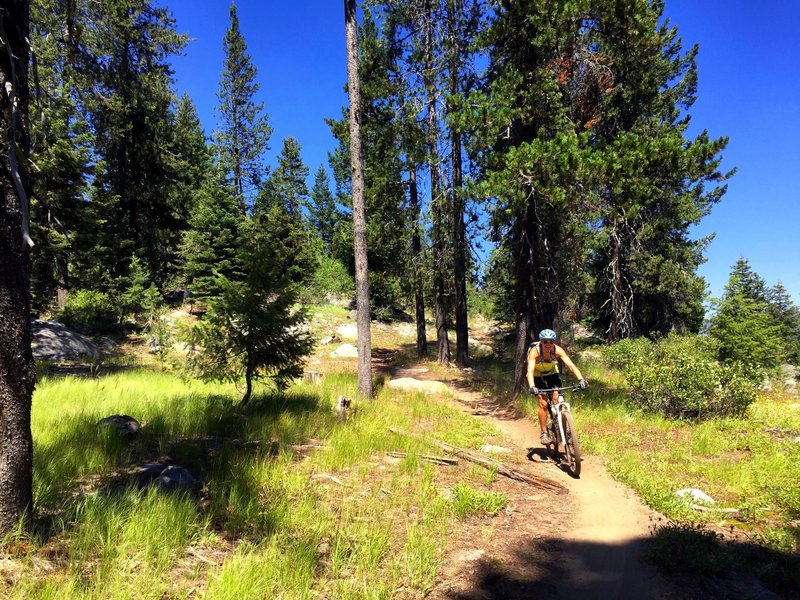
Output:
[20, 0, 800, 379]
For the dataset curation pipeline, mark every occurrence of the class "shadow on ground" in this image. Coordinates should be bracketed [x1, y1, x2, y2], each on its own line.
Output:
[435, 533, 798, 600]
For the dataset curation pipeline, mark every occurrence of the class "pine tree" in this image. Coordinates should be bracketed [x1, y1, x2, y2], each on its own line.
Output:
[68, 0, 188, 290]
[215, 2, 272, 214]
[180, 165, 243, 304]
[709, 259, 784, 371]
[187, 218, 313, 404]
[461, 0, 596, 393]
[160, 94, 212, 290]
[767, 283, 800, 365]
[346, 0, 373, 398]
[28, 0, 93, 310]
[586, 0, 732, 341]
[309, 165, 340, 253]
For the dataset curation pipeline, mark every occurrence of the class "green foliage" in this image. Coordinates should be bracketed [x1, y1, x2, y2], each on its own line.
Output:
[709, 258, 786, 371]
[180, 166, 243, 303]
[614, 334, 757, 419]
[309, 165, 341, 254]
[449, 482, 507, 518]
[215, 2, 272, 210]
[603, 337, 655, 369]
[56, 289, 117, 333]
[117, 255, 150, 320]
[185, 218, 314, 401]
[311, 255, 355, 300]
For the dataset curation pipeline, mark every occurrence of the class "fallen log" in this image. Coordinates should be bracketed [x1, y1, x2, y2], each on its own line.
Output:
[389, 428, 567, 495]
[387, 451, 459, 465]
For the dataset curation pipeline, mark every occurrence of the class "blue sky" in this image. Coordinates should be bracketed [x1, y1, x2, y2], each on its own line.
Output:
[166, 0, 800, 305]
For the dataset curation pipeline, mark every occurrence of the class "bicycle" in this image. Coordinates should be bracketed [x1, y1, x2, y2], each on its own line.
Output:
[529, 384, 584, 477]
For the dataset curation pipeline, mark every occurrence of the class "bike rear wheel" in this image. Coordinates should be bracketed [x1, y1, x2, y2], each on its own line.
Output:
[562, 411, 582, 477]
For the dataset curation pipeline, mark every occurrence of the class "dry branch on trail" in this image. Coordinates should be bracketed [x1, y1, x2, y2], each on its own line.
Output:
[387, 451, 459, 465]
[389, 428, 568, 494]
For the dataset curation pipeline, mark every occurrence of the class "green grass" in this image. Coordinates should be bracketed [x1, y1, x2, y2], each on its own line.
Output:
[7, 363, 503, 599]
[568, 358, 800, 591]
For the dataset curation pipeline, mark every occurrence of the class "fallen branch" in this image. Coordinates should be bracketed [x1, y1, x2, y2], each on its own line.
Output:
[387, 451, 459, 465]
[389, 428, 567, 494]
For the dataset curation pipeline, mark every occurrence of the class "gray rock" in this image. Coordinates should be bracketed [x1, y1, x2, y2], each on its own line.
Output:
[31, 320, 102, 361]
[98, 415, 141, 438]
[154, 466, 196, 492]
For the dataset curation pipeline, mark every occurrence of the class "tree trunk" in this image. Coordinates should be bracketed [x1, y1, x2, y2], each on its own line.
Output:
[448, 3, 468, 367]
[409, 168, 428, 359]
[345, 0, 373, 397]
[422, 0, 450, 364]
[0, 0, 36, 533]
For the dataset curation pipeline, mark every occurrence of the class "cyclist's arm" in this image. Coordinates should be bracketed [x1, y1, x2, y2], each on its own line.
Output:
[526, 346, 538, 388]
[556, 346, 583, 381]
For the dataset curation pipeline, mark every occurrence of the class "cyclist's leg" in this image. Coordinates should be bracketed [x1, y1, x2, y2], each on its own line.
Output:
[534, 376, 548, 432]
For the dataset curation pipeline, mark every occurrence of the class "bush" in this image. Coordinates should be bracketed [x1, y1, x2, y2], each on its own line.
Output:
[311, 255, 354, 300]
[610, 333, 757, 419]
[603, 337, 654, 369]
[56, 289, 117, 333]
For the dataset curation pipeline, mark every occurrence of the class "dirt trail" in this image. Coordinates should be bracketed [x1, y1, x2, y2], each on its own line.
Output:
[413, 375, 679, 600]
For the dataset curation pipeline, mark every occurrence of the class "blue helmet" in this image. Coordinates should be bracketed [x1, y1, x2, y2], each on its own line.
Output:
[538, 328, 557, 340]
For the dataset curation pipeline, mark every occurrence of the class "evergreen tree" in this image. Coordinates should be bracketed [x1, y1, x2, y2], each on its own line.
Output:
[767, 283, 800, 365]
[67, 0, 187, 290]
[28, 0, 93, 310]
[346, 0, 373, 398]
[187, 217, 313, 404]
[269, 136, 309, 217]
[215, 2, 272, 213]
[329, 8, 409, 313]
[709, 258, 784, 371]
[461, 0, 597, 393]
[255, 138, 317, 287]
[586, 0, 731, 341]
[160, 94, 212, 290]
[309, 165, 340, 253]
[180, 165, 243, 304]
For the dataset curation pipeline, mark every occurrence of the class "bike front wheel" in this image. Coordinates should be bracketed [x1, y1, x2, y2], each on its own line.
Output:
[561, 411, 582, 477]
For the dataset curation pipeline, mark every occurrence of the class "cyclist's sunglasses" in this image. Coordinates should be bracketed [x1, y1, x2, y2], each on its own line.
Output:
[540, 340, 555, 344]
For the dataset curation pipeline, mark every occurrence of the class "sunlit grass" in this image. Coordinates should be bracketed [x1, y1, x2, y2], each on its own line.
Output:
[10, 360, 507, 599]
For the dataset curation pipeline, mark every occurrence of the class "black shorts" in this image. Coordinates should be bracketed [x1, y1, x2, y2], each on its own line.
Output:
[534, 373, 561, 392]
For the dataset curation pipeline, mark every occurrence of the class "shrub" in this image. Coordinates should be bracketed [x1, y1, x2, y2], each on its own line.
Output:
[613, 333, 757, 419]
[603, 337, 654, 369]
[56, 289, 117, 333]
[311, 255, 354, 300]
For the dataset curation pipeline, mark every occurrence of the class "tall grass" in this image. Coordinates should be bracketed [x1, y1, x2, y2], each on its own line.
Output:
[9, 366, 497, 598]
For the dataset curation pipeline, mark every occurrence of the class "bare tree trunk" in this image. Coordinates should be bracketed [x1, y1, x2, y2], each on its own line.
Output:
[409, 168, 428, 359]
[0, 0, 35, 533]
[422, 0, 450, 365]
[345, 0, 372, 397]
[447, 2, 468, 367]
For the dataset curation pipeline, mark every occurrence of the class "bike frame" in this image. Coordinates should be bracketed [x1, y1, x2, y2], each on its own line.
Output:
[536, 385, 581, 445]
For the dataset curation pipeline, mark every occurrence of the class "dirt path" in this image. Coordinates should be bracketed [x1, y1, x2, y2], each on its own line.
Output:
[409, 375, 680, 600]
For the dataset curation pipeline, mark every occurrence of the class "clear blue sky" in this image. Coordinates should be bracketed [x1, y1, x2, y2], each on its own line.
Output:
[165, 0, 800, 305]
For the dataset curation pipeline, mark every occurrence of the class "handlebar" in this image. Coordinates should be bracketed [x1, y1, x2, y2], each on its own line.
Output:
[531, 385, 584, 394]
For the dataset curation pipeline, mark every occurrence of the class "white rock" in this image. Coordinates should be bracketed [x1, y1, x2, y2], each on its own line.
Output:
[387, 377, 450, 395]
[675, 488, 715, 504]
[480, 444, 512, 454]
[335, 324, 359, 340]
[331, 343, 359, 358]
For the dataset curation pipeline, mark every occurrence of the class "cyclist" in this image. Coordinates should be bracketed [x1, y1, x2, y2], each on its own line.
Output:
[527, 328, 587, 445]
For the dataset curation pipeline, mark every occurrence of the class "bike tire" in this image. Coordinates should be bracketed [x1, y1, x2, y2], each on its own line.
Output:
[561, 411, 582, 477]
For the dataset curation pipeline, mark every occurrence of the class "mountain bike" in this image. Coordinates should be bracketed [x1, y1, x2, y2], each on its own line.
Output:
[531, 385, 584, 477]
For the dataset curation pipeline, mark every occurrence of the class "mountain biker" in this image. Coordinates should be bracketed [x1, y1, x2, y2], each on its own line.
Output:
[526, 328, 587, 445]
